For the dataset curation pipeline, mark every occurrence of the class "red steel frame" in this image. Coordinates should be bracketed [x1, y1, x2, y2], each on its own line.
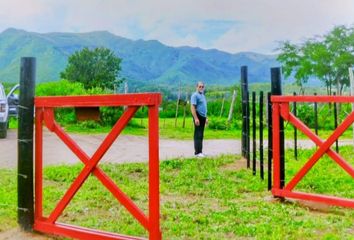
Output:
[34, 94, 162, 240]
[271, 95, 354, 208]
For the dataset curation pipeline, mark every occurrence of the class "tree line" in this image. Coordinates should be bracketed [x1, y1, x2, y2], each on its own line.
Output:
[277, 25, 353, 95]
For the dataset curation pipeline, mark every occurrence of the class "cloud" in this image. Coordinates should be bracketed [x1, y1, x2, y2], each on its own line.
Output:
[0, 0, 353, 53]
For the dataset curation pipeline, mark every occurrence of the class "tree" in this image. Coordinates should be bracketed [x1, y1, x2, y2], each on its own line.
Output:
[277, 41, 312, 94]
[60, 47, 123, 89]
[325, 25, 354, 94]
[277, 25, 354, 95]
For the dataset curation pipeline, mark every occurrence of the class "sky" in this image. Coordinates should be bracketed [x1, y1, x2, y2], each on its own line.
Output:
[0, 0, 353, 54]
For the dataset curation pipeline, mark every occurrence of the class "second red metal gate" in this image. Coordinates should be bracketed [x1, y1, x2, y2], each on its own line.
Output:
[272, 95, 354, 208]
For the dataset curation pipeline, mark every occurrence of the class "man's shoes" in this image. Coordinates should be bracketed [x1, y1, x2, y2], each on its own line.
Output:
[195, 153, 206, 158]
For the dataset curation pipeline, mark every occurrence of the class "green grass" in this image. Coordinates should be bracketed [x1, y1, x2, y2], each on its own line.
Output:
[1, 150, 353, 239]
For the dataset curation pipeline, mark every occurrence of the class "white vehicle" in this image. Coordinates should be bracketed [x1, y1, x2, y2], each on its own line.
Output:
[0, 83, 20, 138]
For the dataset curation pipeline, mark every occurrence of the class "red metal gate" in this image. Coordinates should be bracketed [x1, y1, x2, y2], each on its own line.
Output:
[272, 95, 354, 208]
[34, 94, 162, 239]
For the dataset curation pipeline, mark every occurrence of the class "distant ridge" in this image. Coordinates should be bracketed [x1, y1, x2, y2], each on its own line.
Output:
[0, 28, 279, 86]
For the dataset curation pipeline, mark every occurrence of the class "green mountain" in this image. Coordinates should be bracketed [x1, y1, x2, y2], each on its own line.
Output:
[0, 28, 279, 86]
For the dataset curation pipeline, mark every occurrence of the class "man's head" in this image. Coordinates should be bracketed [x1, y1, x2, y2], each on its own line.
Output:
[196, 81, 205, 93]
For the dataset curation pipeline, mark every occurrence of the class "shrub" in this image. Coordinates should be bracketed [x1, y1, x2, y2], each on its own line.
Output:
[100, 107, 124, 126]
[208, 118, 229, 130]
[78, 120, 101, 129]
[36, 80, 108, 125]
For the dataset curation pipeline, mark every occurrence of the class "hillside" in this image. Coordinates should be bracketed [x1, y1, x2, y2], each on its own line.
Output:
[0, 28, 279, 86]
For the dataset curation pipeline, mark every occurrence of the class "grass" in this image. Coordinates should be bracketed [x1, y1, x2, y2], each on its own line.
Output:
[1, 150, 353, 239]
[9, 114, 354, 141]
[10, 117, 242, 140]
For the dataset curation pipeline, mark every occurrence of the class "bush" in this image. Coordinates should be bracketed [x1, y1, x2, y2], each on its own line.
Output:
[36, 80, 109, 125]
[78, 120, 101, 129]
[100, 107, 124, 126]
[208, 118, 229, 130]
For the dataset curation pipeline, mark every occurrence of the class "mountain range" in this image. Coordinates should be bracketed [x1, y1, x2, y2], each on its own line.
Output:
[0, 28, 279, 87]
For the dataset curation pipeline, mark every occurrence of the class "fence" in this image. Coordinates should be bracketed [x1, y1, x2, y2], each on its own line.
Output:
[241, 67, 283, 189]
[241, 66, 354, 208]
[271, 95, 354, 208]
[33, 94, 162, 240]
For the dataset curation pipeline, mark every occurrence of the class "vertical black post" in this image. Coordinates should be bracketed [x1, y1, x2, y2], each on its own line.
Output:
[18, 57, 36, 231]
[259, 91, 264, 180]
[314, 92, 318, 136]
[267, 92, 272, 190]
[271, 67, 285, 188]
[252, 91, 256, 175]
[241, 66, 248, 159]
[293, 92, 298, 160]
[246, 91, 250, 167]
[333, 92, 339, 153]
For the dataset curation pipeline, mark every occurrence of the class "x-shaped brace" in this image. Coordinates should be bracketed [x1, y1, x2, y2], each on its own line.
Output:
[41, 107, 150, 230]
[279, 103, 354, 191]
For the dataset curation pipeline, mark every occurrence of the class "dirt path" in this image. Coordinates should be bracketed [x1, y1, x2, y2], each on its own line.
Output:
[0, 130, 240, 168]
[1, 129, 353, 169]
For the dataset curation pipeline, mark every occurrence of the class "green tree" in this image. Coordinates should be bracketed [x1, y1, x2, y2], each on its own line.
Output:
[325, 25, 354, 94]
[277, 41, 312, 94]
[60, 47, 123, 89]
[277, 25, 354, 95]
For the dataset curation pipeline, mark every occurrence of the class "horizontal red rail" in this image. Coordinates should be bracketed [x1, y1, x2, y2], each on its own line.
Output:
[35, 93, 162, 107]
[35, 221, 145, 240]
[272, 189, 354, 208]
[272, 95, 354, 103]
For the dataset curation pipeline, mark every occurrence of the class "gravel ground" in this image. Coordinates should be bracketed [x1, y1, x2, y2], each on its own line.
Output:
[1, 129, 353, 169]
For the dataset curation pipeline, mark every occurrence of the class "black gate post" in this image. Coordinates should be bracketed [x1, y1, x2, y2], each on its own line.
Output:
[241, 66, 248, 160]
[333, 92, 339, 153]
[314, 92, 318, 136]
[252, 91, 256, 175]
[267, 92, 272, 190]
[246, 91, 250, 167]
[271, 67, 285, 188]
[18, 57, 36, 231]
[293, 92, 298, 160]
[259, 91, 264, 180]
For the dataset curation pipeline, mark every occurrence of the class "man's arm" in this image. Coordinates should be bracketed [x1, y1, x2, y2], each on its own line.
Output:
[191, 104, 200, 126]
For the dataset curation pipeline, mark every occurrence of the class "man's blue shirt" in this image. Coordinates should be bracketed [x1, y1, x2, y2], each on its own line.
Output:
[191, 91, 207, 117]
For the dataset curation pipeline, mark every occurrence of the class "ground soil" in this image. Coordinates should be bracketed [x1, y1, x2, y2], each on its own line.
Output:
[0, 129, 241, 168]
[2, 129, 351, 169]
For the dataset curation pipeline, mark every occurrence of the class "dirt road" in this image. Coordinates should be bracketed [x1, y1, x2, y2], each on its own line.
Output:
[0, 129, 241, 168]
[1, 129, 352, 169]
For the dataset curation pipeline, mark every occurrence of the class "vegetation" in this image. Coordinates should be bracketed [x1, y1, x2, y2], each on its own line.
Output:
[277, 25, 354, 95]
[1, 80, 349, 140]
[1, 150, 353, 239]
[60, 47, 123, 90]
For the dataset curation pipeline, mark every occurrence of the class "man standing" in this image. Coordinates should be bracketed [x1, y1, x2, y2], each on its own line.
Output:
[191, 81, 208, 157]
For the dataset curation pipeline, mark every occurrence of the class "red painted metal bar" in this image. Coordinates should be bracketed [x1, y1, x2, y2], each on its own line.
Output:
[35, 94, 162, 107]
[148, 105, 161, 240]
[273, 189, 354, 208]
[35, 108, 44, 220]
[272, 103, 281, 191]
[35, 221, 146, 240]
[47, 106, 138, 223]
[272, 95, 354, 103]
[47, 118, 150, 230]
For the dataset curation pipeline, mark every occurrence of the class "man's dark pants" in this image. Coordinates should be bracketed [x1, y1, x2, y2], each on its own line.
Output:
[194, 112, 206, 155]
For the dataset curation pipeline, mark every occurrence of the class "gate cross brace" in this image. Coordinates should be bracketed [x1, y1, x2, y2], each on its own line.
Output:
[41, 107, 150, 230]
[279, 103, 354, 191]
